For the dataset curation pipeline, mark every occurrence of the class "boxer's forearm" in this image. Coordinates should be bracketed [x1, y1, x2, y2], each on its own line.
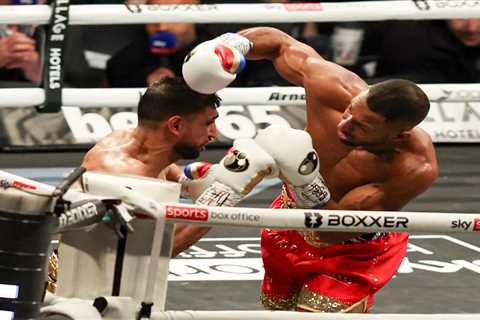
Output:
[310, 199, 367, 244]
[172, 224, 211, 257]
[238, 27, 295, 61]
[239, 27, 321, 87]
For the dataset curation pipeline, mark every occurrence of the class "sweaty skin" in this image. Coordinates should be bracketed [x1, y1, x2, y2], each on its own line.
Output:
[82, 106, 219, 256]
[240, 27, 438, 243]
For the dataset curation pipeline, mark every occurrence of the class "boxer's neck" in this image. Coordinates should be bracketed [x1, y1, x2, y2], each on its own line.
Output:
[133, 126, 176, 171]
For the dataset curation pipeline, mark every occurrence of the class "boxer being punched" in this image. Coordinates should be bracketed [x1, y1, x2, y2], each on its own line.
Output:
[182, 28, 438, 312]
[82, 77, 277, 256]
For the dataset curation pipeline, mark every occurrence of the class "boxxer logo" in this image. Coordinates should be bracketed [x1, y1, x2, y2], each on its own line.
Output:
[304, 212, 322, 228]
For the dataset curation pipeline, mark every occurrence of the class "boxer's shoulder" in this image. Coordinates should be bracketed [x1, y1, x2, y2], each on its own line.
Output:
[94, 128, 136, 149]
[83, 136, 149, 176]
[303, 62, 367, 114]
[392, 129, 438, 179]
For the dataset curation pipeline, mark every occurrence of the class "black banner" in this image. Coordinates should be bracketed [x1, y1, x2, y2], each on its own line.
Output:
[38, 0, 70, 113]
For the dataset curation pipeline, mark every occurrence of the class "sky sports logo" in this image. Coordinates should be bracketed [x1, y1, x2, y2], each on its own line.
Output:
[451, 218, 480, 231]
[165, 205, 208, 222]
[475, 219, 480, 231]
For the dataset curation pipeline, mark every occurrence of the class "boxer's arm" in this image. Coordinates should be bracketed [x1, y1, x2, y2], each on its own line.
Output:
[163, 163, 211, 257]
[339, 164, 437, 211]
[164, 163, 183, 182]
[239, 27, 367, 111]
[314, 165, 437, 244]
[239, 27, 321, 87]
[171, 140, 277, 256]
[172, 224, 210, 257]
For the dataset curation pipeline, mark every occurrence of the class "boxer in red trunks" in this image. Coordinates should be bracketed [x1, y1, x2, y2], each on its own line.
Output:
[237, 27, 440, 313]
[181, 27, 439, 313]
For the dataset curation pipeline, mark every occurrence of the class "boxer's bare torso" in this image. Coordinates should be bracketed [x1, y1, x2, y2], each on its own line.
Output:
[302, 68, 438, 211]
[82, 128, 180, 181]
[241, 27, 438, 212]
[241, 27, 438, 243]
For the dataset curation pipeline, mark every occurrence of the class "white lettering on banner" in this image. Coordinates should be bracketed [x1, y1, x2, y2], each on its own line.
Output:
[61, 102, 480, 143]
[168, 236, 480, 281]
[49, 48, 62, 89]
[110, 112, 138, 131]
[62, 107, 137, 143]
[419, 102, 480, 142]
[216, 105, 256, 140]
[215, 105, 290, 140]
[62, 105, 291, 142]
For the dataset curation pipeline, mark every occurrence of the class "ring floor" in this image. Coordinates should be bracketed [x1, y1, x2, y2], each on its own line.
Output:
[2, 144, 479, 314]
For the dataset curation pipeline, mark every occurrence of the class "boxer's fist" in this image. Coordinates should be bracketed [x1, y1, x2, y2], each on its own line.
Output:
[255, 125, 331, 208]
[182, 33, 252, 94]
[179, 161, 217, 201]
[196, 139, 277, 207]
[255, 125, 318, 186]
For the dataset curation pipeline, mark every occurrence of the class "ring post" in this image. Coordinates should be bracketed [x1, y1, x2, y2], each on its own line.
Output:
[0, 211, 55, 319]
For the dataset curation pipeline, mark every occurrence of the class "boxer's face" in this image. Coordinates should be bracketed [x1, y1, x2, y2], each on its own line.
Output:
[145, 0, 197, 50]
[447, 19, 480, 47]
[337, 91, 402, 147]
[174, 106, 218, 159]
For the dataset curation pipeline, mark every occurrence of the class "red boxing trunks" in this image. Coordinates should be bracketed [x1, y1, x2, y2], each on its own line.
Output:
[260, 186, 408, 312]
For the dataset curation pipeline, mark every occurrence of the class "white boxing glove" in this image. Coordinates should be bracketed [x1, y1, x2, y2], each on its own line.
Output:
[196, 138, 278, 207]
[182, 33, 252, 94]
[255, 125, 331, 208]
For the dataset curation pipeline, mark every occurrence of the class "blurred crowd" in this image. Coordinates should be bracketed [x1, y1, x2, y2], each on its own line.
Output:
[1, 0, 479, 89]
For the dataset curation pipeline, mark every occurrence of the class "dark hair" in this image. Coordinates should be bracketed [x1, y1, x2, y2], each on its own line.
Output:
[366, 79, 430, 126]
[137, 77, 221, 124]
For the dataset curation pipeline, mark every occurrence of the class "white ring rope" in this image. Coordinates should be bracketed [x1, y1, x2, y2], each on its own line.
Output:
[0, 84, 479, 108]
[2, 1, 480, 25]
[160, 202, 479, 233]
[149, 311, 479, 320]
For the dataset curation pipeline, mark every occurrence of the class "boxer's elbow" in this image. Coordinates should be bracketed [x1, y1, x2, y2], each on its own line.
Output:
[171, 225, 211, 257]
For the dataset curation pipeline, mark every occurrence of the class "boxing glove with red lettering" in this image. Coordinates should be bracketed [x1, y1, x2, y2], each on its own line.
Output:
[255, 125, 331, 208]
[182, 33, 252, 94]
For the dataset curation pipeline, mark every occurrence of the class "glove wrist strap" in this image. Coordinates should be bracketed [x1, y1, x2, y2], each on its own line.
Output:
[289, 175, 331, 209]
[216, 33, 252, 55]
[196, 181, 244, 207]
